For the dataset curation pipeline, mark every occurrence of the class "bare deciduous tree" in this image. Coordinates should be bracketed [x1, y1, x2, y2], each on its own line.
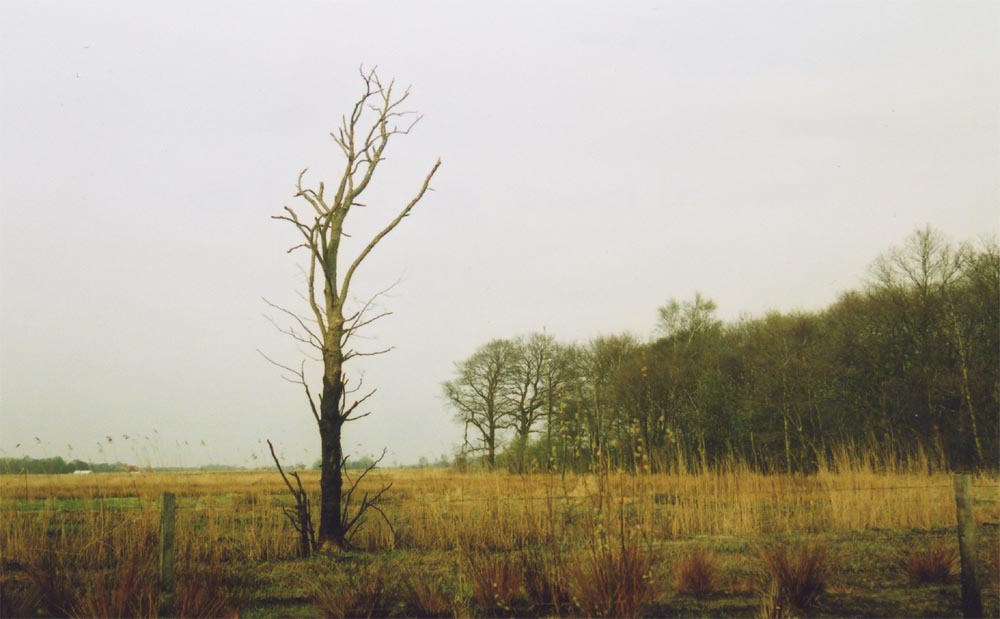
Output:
[267, 67, 440, 548]
[445, 334, 575, 472]
[506, 333, 566, 472]
[871, 227, 984, 466]
[444, 339, 518, 468]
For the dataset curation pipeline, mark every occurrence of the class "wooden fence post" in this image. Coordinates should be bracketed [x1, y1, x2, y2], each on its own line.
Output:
[953, 473, 983, 619]
[158, 492, 176, 618]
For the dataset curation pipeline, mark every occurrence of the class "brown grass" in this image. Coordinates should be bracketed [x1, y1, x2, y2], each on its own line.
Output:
[519, 543, 573, 616]
[758, 541, 830, 614]
[1, 462, 998, 618]
[3, 462, 996, 552]
[757, 583, 800, 619]
[567, 525, 657, 619]
[465, 550, 525, 615]
[404, 572, 455, 618]
[313, 558, 394, 619]
[70, 555, 158, 618]
[901, 543, 958, 584]
[0, 510, 241, 619]
[673, 546, 719, 597]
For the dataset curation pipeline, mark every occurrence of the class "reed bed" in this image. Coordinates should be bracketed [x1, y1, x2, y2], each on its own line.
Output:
[3, 466, 995, 556]
[1, 459, 997, 617]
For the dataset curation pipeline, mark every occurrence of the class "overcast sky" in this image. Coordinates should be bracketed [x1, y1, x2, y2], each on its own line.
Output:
[1, 1, 997, 468]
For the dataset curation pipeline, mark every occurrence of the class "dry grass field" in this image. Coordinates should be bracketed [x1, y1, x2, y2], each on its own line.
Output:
[1, 456, 998, 617]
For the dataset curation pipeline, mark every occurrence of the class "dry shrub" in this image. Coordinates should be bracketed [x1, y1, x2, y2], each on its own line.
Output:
[19, 546, 78, 618]
[404, 571, 455, 618]
[70, 550, 243, 619]
[3, 523, 154, 619]
[1, 548, 76, 619]
[758, 541, 829, 614]
[174, 555, 246, 618]
[466, 551, 525, 615]
[568, 534, 657, 618]
[314, 559, 395, 619]
[70, 556, 158, 618]
[520, 544, 573, 616]
[673, 546, 718, 597]
[6, 522, 243, 619]
[901, 543, 957, 584]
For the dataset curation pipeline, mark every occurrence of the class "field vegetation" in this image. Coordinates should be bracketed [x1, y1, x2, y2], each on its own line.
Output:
[2, 233, 996, 617]
[2, 450, 998, 618]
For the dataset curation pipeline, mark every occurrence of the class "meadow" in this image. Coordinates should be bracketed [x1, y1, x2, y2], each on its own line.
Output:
[1, 455, 998, 618]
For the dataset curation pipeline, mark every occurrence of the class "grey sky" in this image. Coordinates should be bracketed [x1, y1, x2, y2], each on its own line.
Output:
[1, 1, 997, 468]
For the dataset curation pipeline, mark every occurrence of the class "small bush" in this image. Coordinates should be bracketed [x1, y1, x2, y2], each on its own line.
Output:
[404, 573, 455, 618]
[1, 550, 76, 619]
[466, 551, 525, 615]
[758, 541, 829, 614]
[520, 544, 573, 616]
[568, 534, 657, 619]
[19, 546, 78, 618]
[673, 546, 719, 597]
[901, 543, 957, 584]
[175, 555, 247, 618]
[70, 558, 157, 619]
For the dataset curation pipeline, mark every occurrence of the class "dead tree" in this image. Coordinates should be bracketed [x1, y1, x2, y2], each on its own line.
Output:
[265, 67, 440, 548]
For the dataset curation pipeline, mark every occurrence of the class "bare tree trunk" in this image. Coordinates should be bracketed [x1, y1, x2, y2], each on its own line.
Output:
[487, 425, 496, 469]
[319, 373, 345, 546]
[265, 68, 440, 549]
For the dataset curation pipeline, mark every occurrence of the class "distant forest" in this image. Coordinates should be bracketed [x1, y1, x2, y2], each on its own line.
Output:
[445, 228, 999, 473]
[0, 457, 133, 475]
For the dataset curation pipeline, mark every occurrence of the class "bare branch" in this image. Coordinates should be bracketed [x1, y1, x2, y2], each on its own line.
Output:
[344, 346, 395, 361]
[345, 311, 392, 335]
[257, 349, 305, 379]
[341, 158, 442, 299]
[261, 297, 323, 350]
[342, 279, 402, 349]
[294, 169, 329, 216]
[267, 439, 300, 497]
[342, 387, 377, 422]
[258, 352, 321, 425]
[340, 448, 393, 545]
[267, 439, 315, 555]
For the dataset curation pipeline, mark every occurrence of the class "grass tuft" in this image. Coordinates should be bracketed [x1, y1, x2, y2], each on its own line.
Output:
[758, 541, 829, 614]
[673, 546, 719, 597]
[568, 532, 657, 618]
[70, 557, 157, 618]
[520, 544, 573, 616]
[466, 551, 525, 615]
[900, 543, 957, 584]
[403, 571, 455, 618]
[757, 582, 800, 619]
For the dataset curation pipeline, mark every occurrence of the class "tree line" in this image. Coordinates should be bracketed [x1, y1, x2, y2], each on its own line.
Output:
[444, 228, 998, 473]
[0, 457, 129, 474]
